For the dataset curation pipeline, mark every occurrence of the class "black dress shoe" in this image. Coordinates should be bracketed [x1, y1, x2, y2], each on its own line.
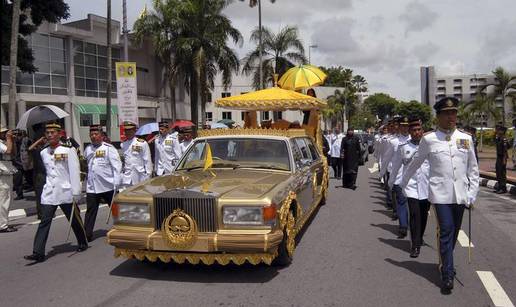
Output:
[391, 213, 398, 221]
[86, 235, 93, 242]
[441, 278, 454, 294]
[24, 253, 45, 262]
[397, 228, 407, 239]
[496, 190, 507, 194]
[410, 247, 420, 258]
[76, 244, 89, 252]
[14, 195, 24, 200]
[0, 226, 17, 233]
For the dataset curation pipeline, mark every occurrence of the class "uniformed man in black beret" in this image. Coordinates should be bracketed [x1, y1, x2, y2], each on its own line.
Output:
[495, 125, 509, 194]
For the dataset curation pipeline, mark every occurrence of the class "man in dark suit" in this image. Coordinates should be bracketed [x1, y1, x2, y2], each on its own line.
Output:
[340, 127, 362, 189]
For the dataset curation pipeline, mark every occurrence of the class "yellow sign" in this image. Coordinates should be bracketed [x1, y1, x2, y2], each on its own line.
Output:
[115, 62, 136, 79]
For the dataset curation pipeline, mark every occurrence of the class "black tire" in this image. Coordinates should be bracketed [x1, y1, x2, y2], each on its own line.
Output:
[273, 212, 295, 267]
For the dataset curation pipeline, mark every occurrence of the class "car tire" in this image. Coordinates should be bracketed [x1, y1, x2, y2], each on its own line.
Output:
[273, 211, 296, 267]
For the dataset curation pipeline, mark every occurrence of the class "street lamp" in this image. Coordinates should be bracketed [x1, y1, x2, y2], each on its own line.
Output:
[308, 45, 318, 64]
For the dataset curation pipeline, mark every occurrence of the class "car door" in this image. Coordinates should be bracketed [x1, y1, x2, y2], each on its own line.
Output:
[305, 137, 324, 201]
[292, 138, 314, 215]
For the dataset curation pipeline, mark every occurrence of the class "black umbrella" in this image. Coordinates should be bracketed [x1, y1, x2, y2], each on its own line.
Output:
[16, 105, 69, 130]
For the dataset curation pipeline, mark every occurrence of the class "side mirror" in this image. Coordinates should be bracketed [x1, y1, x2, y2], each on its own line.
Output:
[297, 158, 311, 168]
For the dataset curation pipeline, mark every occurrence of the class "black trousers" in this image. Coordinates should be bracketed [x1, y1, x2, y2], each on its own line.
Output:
[407, 198, 430, 248]
[331, 157, 342, 178]
[13, 169, 23, 197]
[33, 203, 87, 256]
[496, 159, 507, 191]
[84, 191, 115, 239]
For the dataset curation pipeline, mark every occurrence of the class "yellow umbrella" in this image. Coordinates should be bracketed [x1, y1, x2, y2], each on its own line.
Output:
[277, 65, 327, 91]
[215, 86, 326, 110]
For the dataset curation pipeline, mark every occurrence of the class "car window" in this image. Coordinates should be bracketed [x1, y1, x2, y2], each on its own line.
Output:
[294, 138, 311, 160]
[177, 138, 291, 171]
[305, 138, 320, 161]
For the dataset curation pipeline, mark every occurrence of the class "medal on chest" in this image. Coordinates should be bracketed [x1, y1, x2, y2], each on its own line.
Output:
[95, 150, 106, 157]
[54, 153, 68, 161]
[165, 140, 172, 145]
[132, 145, 142, 152]
[456, 139, 470, 150]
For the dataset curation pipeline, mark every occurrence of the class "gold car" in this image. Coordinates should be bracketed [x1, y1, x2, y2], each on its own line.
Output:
[107, 128, 328, 266]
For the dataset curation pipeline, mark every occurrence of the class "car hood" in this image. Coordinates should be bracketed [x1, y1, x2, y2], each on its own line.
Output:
[118, 169, 291, 201]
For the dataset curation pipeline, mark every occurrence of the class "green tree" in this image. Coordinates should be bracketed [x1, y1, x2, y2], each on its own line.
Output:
[463, 94, 500, 127]
[319, 66, 353, 87]
[352, 74, 368, 93]
[480, 67, 516, 126]
[1, 0, 70, 72]
[133, 0, 183, 121]
[395, 100, 433, 130]
[349, 106, 375, 131]
[242, 25, 306, 89]
[363, 93, 399, 121]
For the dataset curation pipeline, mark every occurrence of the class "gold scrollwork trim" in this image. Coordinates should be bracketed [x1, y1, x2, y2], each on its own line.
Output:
[215, 99, 326, 110]
[278, 191, 297, 229]
[198, 128, 307, 138]
[114, 248, 278, 266]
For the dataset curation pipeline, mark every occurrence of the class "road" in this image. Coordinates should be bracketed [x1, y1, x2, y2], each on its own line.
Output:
[1, 161, 515, 307]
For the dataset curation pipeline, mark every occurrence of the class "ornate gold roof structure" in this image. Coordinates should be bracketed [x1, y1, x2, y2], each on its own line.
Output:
[198, 128, 308, 138]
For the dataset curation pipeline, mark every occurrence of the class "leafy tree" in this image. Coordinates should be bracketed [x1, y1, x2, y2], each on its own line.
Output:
[1, 0, 70, 72]
[352, 74, 368, 93]
[479, 67, 516, 126]
[349, 106, 376, 131]
[462, 94, 500, 127]
[242, 25, 306, 89]
[319, 66, 353, 87]
[363, 93, 399, 121]
[395, 100, 433, 130]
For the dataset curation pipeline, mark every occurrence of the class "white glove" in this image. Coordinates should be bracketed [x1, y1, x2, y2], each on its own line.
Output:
[72, 194, 82, 203]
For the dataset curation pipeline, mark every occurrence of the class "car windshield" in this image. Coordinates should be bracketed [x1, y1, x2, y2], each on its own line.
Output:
[177, 138, 291, 171]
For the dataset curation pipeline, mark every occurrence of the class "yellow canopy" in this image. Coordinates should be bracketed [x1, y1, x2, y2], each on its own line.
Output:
[278, 65, 327, 91]
[215, 87, 326, 110]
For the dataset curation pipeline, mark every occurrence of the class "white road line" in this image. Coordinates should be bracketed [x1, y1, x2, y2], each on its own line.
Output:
[477, 271, 515, 307]
[479, 190, 516, 204]
[368, 162, 379, 173]
[8, 209, 26, 218]
[27, 204, 109, 226]
[457, 229, 474, 247]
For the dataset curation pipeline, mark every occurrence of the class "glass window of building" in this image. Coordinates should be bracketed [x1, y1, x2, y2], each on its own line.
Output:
[221, 92, 231, 98]
[222, 112, 232, 120]
[73, 40, 119, 97]
[1, 33, 68, 95]
[80, 114, 94, 126]
[261, 111, 270, 121]
[205, 112, 213, 121]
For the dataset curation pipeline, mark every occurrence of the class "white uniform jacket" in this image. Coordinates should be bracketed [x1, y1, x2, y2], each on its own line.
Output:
[121, 137, 152, 185]
[84, 142, 122, 193]
[180, 139, 193, 156]
[390, 141, 430, 200]
[154, 133, 181, 176]
[330, 134, 344, 158]
[380, 134, 409, 177]
[401, 129, 479, 205]
[40, 144, 81, 205]
[388, 136, 412, 187]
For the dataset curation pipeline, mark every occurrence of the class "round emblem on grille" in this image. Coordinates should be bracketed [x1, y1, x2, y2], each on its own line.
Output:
[161, 209, 197, 249]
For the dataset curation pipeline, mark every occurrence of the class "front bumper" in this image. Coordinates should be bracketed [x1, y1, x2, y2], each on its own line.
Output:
[107, 228, 283, 264]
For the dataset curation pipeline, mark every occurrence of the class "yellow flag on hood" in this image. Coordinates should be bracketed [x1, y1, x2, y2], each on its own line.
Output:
[203, 142, 213, 171]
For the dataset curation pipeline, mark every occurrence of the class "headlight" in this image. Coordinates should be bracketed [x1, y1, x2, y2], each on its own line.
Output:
[113, 203, 150, 224]
[222, 204, 276, 226]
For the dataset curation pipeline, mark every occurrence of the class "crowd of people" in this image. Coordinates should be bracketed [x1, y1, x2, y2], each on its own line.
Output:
[372, 97, 479, 294]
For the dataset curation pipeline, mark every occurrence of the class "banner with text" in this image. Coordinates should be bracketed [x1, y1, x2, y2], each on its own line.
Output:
[116, 62, 138, 131]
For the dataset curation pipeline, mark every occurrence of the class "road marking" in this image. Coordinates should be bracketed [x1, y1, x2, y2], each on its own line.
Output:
[27, 204, 108, 225]
[457, 229, 474, 247]
[477, 271, 515, 307]
[479, 190, 516, 204]
[8, 209, 26, 218]
[368, 162, 379, 173]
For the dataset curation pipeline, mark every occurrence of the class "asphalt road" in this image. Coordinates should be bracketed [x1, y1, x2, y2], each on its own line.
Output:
[1, 161, 515, 307]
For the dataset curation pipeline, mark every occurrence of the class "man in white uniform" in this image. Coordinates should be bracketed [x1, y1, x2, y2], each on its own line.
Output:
[83, 125, 122, 241]
[388, 117, 411, 237]
[24, 123, 88, 262]
[0, 126, 17, 233]
[379, 119, 398, 215]
[154, 122, 181, 176]
[180, 127, 194, 155]
[330, 128, 343, 179]
[121, 121, 152, 185]
[394, 117, 430, 258]
[402, 97, 479, 293]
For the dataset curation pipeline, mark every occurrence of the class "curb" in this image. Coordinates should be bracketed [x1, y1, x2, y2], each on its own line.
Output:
[479, 171, 516, 196]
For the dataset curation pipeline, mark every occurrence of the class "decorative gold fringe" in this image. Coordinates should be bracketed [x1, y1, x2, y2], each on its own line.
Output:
[198, 128, 307, 138]
[114, 248, 278, 266]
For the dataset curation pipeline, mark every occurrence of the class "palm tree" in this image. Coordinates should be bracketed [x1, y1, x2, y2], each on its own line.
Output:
[464, 94, 500, 151]
[133, 0, 183, 122]
[242, 25, 306, 89]
[480, 67, 516, 126]
[176, 0, 242, 126]
[352, 75, 368, 93]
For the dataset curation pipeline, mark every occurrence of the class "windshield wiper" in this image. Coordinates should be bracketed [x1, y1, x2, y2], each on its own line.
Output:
[183, 166, 204, 172]
[235, 165, 288, 171]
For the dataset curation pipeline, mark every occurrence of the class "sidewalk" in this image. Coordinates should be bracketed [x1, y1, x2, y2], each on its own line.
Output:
[478, 145, 516, 183]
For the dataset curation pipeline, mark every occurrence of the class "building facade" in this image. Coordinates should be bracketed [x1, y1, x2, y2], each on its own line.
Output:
[1, 14, 190, 149]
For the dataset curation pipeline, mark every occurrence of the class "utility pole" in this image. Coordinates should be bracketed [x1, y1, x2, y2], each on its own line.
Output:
[308, 44, 318, 64]
[258, 0, 263, 89]
[122, 0, 128, 61]
[106, 0, 112, 137]
[8, 0, 21, 129]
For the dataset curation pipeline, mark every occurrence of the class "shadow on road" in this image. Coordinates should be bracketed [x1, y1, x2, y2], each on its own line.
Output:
[384, 258, 442, 289]
[109, 260, 279, 283]
[372, 209, 392, 218]
[370, 223, 399, 236]
[378, 238, 411, 253]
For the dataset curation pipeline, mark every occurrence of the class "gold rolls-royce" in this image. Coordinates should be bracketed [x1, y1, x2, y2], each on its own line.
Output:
[107, 128, 328, 266]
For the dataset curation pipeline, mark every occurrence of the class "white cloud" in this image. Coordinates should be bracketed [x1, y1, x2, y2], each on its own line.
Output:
[399, 1, 438, 36]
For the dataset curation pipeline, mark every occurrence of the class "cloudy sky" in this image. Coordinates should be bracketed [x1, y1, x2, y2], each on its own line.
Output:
[66, 0, 516, 101]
